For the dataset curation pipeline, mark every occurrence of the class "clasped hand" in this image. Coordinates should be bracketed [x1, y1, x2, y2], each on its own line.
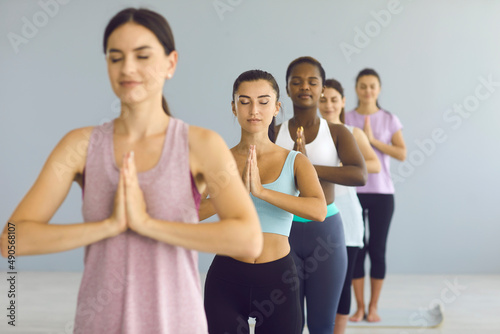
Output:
[294, 126, 307, 156]
[241, 145, 265, 198]
[108, 151, 150, 236]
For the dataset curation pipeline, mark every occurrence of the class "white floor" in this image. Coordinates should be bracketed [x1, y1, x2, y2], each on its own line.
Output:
[0, 272, 499, 333]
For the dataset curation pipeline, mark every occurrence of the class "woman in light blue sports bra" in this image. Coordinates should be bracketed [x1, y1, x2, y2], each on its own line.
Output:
[200, 69, 327, 334]
[274, 57, 368, 334]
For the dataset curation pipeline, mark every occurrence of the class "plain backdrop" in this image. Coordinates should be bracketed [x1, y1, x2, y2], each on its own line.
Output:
[1, 0, 499, 274]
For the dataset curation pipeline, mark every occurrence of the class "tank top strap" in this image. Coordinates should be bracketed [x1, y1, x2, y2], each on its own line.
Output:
[285, 150, 299, 178]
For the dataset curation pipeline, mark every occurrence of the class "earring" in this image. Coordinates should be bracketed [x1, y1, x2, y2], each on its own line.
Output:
[321, 93, 324, 97]
[167, 73, 172, 79]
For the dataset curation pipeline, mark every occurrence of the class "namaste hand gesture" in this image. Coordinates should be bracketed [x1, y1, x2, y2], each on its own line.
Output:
[108, 151, 150, 236]
[241, 145, 264, 198]
[294, 126, 307, 156]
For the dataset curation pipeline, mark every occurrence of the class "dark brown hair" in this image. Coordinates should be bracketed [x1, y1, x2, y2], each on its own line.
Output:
[355, 68, 382, 109]
[232, 70, 280, 142]
[103, 8, 175, 116]
[324, 78, 345, 123]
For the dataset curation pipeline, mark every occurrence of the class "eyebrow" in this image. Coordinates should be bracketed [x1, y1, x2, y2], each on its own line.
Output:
[238, 95, 272, 99]
[108, 46, 152, 53]
[290, 76, 319, 80]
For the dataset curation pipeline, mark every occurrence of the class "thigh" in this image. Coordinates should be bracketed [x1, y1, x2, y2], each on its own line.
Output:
[366, 195, 394, 245]
[253, 261, 302, 334]
[204, 260, 250, 333]
[288, 222, 306, 320]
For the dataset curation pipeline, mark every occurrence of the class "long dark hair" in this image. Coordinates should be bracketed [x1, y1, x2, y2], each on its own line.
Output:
[232, 70, 280, 142]
[285, 56, 326, 87]
[355, 68, 382, 110]
[324, 78, 345, 123]
[103, 8, 175, 116]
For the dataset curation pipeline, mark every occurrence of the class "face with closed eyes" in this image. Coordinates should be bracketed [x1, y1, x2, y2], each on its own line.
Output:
[286, 62, 324, 109]
[356, 75, 381, 106]
[232, 80, 280, 133]
[319, 87, 345, 123]
[105, 22, 177, 106]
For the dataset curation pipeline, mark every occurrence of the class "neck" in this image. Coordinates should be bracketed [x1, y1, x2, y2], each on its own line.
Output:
[235, 130, 273, 154]
[292, 106, 319, 127]
[356, 102, 379, 115]
[115, 95, 169, 139]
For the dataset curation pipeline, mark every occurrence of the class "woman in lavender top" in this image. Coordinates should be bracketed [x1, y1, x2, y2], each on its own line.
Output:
[345, 68, 407, 323]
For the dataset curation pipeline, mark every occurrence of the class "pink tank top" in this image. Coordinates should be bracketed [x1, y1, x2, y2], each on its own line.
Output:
[75, 118, 208, 334]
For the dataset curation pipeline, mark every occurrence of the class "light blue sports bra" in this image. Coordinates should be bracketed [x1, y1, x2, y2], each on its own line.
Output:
[250, 150, 300, 236]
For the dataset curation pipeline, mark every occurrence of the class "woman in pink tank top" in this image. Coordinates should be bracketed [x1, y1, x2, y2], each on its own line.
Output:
[0, 8, 262, 334]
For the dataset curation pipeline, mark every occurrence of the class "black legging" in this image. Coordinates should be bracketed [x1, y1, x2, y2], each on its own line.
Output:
[353, 194, 394, 279]
[336, 246, 360, 315]
[204, 252, 301, 334]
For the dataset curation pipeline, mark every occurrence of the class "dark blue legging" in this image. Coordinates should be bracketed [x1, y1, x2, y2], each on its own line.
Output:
[288, 213, 347, 334]
[353, 193, 395, 279]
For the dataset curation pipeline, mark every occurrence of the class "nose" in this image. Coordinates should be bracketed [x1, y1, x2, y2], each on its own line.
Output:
[120, 55, 136, 75]
[299, 81, 310, 90]
[250, 102, 259, 115]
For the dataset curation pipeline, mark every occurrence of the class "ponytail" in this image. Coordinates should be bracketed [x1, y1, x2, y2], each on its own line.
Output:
[268, 116, 276, 143]
[161, 95, 171, 116]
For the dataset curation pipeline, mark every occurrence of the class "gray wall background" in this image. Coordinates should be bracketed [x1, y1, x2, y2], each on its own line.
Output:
[1, 0, 499, 274]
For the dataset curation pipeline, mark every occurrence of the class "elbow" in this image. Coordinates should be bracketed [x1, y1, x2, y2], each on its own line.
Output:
[238, 217, 263, 259]
[357, 168, 368, 187]
[314, 210, 327, 223]
[312, 201, 328, 222]
[368, 161, 381, 174]
[0, 233, 8, 258]
[243, 229, 263, 259]
[397, 149, 407, 162]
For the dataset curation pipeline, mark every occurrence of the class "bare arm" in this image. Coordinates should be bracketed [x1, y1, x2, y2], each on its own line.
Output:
[0, 127, 123, 257]
[132, 127, 263, 258]
[352, 127, 381, 173]
[314, 123, 367, 186]
[254, 152, 327, 222]
[370, 129, 407, 161]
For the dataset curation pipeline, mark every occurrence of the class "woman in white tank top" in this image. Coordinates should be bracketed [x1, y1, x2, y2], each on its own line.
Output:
[318, 78, 380, 334]
[274, 57, 367, 334]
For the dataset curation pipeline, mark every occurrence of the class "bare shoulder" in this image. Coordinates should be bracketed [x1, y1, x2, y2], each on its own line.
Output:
[188, 125, 233, 173]
[188, 125, 227, 153]
[327, 121, 351, 143]
[52, 126, 95, 174]
[61, 126, 95, 145]
[327, 121, 350, 135]
[352, 126, 366, 139]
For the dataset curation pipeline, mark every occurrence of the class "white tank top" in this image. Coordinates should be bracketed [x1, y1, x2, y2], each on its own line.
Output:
[275, 117, 340, 167]
[334, 125, 364, 247]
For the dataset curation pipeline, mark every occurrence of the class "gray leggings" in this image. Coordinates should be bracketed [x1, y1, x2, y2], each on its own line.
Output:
[288, 213, 347, 334]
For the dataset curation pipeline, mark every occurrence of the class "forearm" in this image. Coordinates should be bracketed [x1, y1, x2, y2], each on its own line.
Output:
[371, 139, 406, 161]
[315, 165, 367, 186]
[257, 189, 326, 222]
[0, 220, 114, 257]
[136, 218, 262, 258]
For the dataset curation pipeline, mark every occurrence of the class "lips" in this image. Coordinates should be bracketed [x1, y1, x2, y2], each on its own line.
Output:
[298, 94, 311, 99]
[120, 81, 142, 88]
[248, 119, 261, 123]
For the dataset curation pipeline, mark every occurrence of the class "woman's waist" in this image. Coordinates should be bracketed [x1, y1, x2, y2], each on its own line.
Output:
[232, 233, 290, 264]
